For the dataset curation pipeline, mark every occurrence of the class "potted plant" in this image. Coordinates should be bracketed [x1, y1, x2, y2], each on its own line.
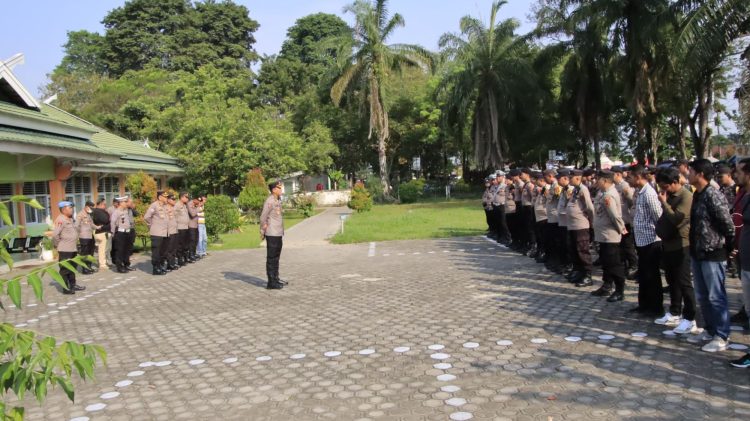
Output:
[38, 236, 55, 262]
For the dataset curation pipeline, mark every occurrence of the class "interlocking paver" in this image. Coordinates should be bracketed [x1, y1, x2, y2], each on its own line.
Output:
[4, 236, 750, 420]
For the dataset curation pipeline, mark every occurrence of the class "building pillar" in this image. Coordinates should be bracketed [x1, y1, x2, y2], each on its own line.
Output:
[119, 174, 126, 196]
[49, 162, 72, 220]
[14, 182, 26, 237]
[91, 172, 98, 201]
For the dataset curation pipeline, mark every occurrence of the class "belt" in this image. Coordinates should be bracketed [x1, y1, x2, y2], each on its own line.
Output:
[117, 228, 131, 233]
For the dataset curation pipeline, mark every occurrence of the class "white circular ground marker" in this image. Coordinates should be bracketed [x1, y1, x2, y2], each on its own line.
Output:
[729, 344, 749, 350]
[223, 357, 239, 363]
[431, 353, 450, 360]
[450, 412, 473, 420]
[531, 338, 548, 344]
[441, 385, 461, 393]
[428, 344, 445, 350]
[662, 330, 677, 337]
[324, 351, 341, 357]
[434, 363, 452, 370]
[290, 353, 306, 360]
[598, 334, 615, 340]
[437, 374, 457, 381]
[14, 323, 27, 328]
[115, 380, 133, 388]
[463, 342, 479, 349]
[188, 359, 205, 365]
[393, 347, 410, 353]
[256, 356, 272, 362]
[496, 340, 513, 346]
[100, 392, 120, 399]
[58, 306, 68, 310]
[139, 362, 155, 368]
[127, 371, 144, 377]
[70, 417, 90, 421]
[85, 403, 106, 412]
[154, 360, 172, 367]
[631, 332, 648, 338]
[359, 349, 375, 355]
[565, 336, 582, 342]
[446, 397, 467, 407]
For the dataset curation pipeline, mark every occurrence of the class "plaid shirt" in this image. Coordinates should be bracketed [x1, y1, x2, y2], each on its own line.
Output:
[633, 183, 663, 247]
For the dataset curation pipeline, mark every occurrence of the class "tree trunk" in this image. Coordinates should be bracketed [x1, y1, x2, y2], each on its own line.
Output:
[593, 136, 601, 170]
[377, 130, 390, 196]
[679, 117, 689, 159]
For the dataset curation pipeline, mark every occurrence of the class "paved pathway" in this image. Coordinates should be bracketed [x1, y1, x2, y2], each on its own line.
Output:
[4, 235, 750, 420]
[282, 206, 352, 246]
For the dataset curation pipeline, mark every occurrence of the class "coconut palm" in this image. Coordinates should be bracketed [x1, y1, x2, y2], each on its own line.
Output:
[330, 0, 433, 196]
[438, 0, 537, 169]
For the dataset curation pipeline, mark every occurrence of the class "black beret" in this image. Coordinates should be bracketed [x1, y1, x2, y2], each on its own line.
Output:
[571, 169, 584, 176]
[557, 169, 571, 177]
[583, 168, 595, 177]
[520, 167, 532, 175]
[508, 169, 521, 177]
[531, 171, 543, 178]
[597, 170, 615, 180]
[717, 165, 732, 175]
[611, 165, 624, 173]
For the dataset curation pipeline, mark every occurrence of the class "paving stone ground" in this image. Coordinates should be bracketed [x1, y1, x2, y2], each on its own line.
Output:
[4, 234, 750, 420]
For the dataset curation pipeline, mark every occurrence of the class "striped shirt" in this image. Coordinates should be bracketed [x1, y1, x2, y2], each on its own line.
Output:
[197, 207, 205, 225]
[633, 183, 662, 247]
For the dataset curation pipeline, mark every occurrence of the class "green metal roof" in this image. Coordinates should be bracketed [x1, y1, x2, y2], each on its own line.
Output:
[76, 160, 184, 175]
[0, 125, 118, 158]
[0, 101, 97, 136]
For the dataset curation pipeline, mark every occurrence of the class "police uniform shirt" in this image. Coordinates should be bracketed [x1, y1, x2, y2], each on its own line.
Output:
[616, 180, 634, 225]
[75, 210, 95, 240]
[110, 208, 132, 233]
[53, 214, 78, 253]
[167, 204, 178, 236]
[566, 183, 594, 230]
[513, 179, 523, 202]
[493, 182, 506, 206]
[482, 186, 494, 210]
[175, 201, 190, 229]
[545, 182, 559, 224]
[260, 195, 284, 237]
[557, 186, 569, 227]
[187, 201, 199, 229]
[534, 184, 549, 222]
[521, 181, 534, 206]
[144, 201, 169, 237]
[594, 185, 625, 243]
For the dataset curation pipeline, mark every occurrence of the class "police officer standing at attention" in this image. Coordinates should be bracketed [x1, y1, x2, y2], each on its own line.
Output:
[520, 169, 536, 254]
[556, 169, 572, 275]
[261, 181, 286, 290]
[166, 194, 179, 271]
[111, 197, 133, 273]
[126, 197, 138, 268]
[53, 201, 85, 294]
[493, 172, 510, 245]
[482, 177, 495, 236]
[144, 191, 170, 275]
[175, 192, 191, 265]
[567, 169, 595, 286]
[591, 170, 627, 301]
[76, 200, 97, 274]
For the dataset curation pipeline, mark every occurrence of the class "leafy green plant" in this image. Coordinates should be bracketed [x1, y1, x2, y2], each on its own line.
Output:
[204, 195, 241, 240]
[237, 169, 268, 221]
[37, 237, 54, 251]
[398, 179, 425, 204]
[348, 181, 373, 213]
[328, 169, 346, 190]
[125, 171, 158, 249]
[290, 195, 316, 218]
[0, 196, 106, 419]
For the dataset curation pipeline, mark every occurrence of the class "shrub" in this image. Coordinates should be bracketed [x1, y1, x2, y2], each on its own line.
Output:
[348, 181, 373, 213]
[365, 175, 388, 203]
[204, 194, 241, 240]
[328, 169, 346, 190]
[291, 194, 316, 218]
[125, 171, 158, 248]
[398, 179, 425, 204]
[237, 169, 268, 221]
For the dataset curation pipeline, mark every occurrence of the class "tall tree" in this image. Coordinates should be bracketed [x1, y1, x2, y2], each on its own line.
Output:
[439, 0, 537, 169]
[330, 0, 433, 196]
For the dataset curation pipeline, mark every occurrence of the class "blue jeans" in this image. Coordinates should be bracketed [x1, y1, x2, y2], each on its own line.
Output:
[691, 259, 730, 340]
[197, 224, 207, 256]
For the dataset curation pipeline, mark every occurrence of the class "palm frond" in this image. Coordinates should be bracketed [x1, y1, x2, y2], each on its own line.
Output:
[381, 13, 405, 42]
[331, 61, 366, 106]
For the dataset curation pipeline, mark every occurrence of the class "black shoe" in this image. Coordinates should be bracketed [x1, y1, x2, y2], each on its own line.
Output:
[730, 307, 748, 324]
[593, 258, 601, 267]
[267, 283, 284, 290]
[73, 285, 86, 291]
[277, 279, 288, 286]
[126, 266, 136, 272]
[626, 269, 638, 280]
[591, 287, 612, 297]
[81, 268, 94, 275]
[627, 306, 645, 313]
[116, 267, 128, 273]
[62, 289, 75, 295]
[153, 268, 165, 275]
[168, 264, 179, 271]
[607, 292, 624, 302]
[730, 353, 750, 368]
[565, 270, 578, 280]
[575, 276, 593, 287]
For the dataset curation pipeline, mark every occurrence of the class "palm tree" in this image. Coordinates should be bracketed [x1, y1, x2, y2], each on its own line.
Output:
[330, 0, 433, 196]
[438, 0, 536, 170]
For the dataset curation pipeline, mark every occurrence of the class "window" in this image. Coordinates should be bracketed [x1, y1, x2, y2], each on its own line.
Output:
[0, 183, 15, 228]
[65, 175, 93, 215]
[98, 176, 120, 205]
[22, 182, 50, 224]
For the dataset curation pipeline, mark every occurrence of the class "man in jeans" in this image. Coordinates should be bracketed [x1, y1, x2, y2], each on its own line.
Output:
[686, 159, 735, 352]
[655, 167, 697, 334]
[196, 195, 208, 258]
[730, 158, 750, 366]
[628, 165, 663, 317]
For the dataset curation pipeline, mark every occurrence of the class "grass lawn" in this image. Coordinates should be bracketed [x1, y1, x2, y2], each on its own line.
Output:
[209, 210, 321, 250]
[331, 199, 486, 244]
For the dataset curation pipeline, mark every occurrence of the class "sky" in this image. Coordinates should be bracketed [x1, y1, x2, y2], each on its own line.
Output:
[0, 0, 535, 95]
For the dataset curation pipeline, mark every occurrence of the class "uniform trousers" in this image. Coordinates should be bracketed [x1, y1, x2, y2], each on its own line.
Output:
[150, 236, 168, 268]
[535, 220, 546, 253]
[507, 212, 518, 244]
[636, 241, 663, 313]
[113, 231, 131, 269]
[662, 247, 696, 320]
[58, 251, 77, 290]
[189, 228, 199, 258]
[178, 229, 190, 260]
[79, 238, 95, 269]
[620, 224, 637, 269]
[484, 208, 494, 232]
[128, 230, 136, 257]
[557, 225, 570, 267]
[522, 206, 536, 248]
[266, 236, 283, 283]
[167, 234, 178, 264]
[568, 229, 593, 274]
[544, 222, 558, 264]
[600, 242, 625, 292]
[492, 205, 509, 242]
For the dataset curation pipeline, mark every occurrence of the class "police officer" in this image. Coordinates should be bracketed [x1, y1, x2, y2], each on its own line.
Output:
[144, 190, 170, 275]
[76, 200, 97, 274]
[261, 181, 285, 290]
[520, 168, 536, 254]
[175, 192, 191, 265]
[556, 169, 572, 275]
[592, 170, 627, 301]
[188, 197, 201, 261]
[613, 166, 638, 278]
[53, 201, 85, 294]
[566, 169, 595, 286]
[531, 171, 548, 262]
[126, 197, 137, 267]
[493, 172, 510, 244]
[508, 169, 522, 250]
[543, 169, 559, 271]
[110, 197, 133, 273]
[482, 177, 495, 236]
[165, 194, 179, 271]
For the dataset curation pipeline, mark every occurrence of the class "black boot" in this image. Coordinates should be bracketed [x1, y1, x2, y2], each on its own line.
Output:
[591, 286, 612, 296]
[574, 273, 593, 287]
[607, 291, 624, 302]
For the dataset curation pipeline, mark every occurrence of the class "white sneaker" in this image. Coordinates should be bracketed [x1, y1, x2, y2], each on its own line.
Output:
[654, 312, 680, 326]
[701, 336, 728, 352]
[673, 319, 698, 334]
[686, 330, 712, 343]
